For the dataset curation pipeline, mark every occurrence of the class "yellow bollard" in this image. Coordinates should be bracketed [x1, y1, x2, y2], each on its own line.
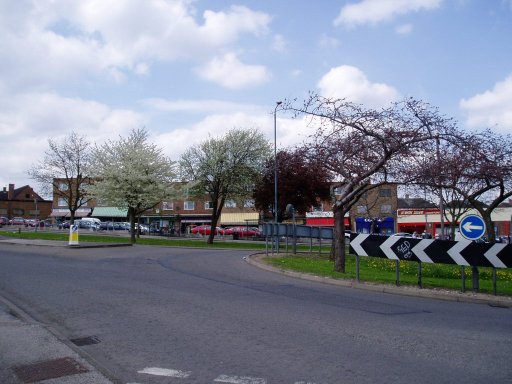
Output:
[68, 224, 79, 246]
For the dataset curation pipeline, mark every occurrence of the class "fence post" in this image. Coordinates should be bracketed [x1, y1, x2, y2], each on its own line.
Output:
[418, 261, 422, 289]
[461, 266, 466, 292]
[356, 254, 360, 283]
[292, 223, 297, 255]
[318, 227, 322, 257]
[493, 268, 497, 296]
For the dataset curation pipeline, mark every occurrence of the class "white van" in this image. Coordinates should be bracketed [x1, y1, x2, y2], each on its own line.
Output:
[80, 217, 102, 228]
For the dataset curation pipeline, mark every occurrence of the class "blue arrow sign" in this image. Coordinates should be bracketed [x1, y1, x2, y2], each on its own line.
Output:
[459, 215, 486, 240]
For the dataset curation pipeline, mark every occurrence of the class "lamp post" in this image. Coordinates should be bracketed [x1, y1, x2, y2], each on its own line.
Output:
[274, 101, 282, 252]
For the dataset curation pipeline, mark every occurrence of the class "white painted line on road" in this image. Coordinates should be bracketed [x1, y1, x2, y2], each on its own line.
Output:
[294, 382, 319, 384]
[137, 367, 191, 378]
[294, 382, 326, 384]
[214, 374, 267, 384]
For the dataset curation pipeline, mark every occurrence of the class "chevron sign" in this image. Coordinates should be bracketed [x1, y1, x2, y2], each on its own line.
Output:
[349, 234, 512, 268]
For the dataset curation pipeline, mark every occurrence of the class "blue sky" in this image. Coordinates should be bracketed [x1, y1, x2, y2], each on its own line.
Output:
[1, 0, 512, 190]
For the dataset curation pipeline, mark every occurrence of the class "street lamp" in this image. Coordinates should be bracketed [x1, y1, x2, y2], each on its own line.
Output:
[274, 101, 282, 252]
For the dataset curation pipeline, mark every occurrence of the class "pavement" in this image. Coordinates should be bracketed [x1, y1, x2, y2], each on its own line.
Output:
[0, 237, 511, 383]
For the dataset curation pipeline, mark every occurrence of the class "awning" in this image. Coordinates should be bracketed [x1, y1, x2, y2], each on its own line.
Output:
[92, 207, 128, 218]
[50, 208, 91, 218]
[220, 212, 259, 226]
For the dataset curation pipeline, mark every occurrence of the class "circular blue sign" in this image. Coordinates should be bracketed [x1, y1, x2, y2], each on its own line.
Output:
[459, 215, 486, 240]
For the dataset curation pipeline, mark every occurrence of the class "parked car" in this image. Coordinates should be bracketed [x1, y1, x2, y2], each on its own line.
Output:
[132, 223, 149, 234]
[76, 220, 98, 230]
[149, 223, 162, 234]
[224, 226, 261, 237]
[392, 232, 413, 238]
[24, 219, 39, 227]
[39, 220, 53, 228]
[191, 225, 224, 235]
[9, 217, 25, 225]
[0, 217, 8, 226]
[58, 221, 71, 229]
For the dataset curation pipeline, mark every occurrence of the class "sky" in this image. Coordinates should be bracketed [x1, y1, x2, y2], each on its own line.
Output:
[1, 0, 512, 192]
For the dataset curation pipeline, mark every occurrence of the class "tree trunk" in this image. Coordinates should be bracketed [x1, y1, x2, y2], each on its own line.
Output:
[128, 207, 136, 244]
[206, 209, 220, 244]
[482, 213, 496, 243]
[329, 239, 335, 262]
[333, 206, 346, 273]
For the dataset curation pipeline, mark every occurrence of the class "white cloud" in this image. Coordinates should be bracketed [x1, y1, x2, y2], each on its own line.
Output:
[334, 0, 442, 27]
[317, 65, 401, 108]
[318, 34, 340, 49]
[459, 75, 512, 132]
[0, 90, 145, 188]
[200, 5, 271, 44]
[0, 1, 272, 88]
[196, 53, 271, 89]
[272, 34, 287, 52]
[154, 111, 314, 161]
[395, 23, 413, 35]
[142, 98, 262, 114]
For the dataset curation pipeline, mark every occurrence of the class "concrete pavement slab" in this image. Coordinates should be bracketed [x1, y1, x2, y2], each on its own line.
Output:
[0, 298, 115, 384]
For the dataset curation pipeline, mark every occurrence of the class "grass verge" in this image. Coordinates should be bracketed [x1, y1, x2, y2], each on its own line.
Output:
[264, 253, 512, 296]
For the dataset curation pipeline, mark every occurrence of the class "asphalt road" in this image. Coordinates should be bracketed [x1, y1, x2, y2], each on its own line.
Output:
[0, 243, 511, 384]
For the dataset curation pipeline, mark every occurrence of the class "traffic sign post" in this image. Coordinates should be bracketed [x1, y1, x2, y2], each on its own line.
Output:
[459, 215, 486, 241]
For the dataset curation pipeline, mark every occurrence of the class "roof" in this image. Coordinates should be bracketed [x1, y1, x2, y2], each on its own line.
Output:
[50, 208, 92, 217]
[92, 207, 128, 218]
[0, 184, 45, 201]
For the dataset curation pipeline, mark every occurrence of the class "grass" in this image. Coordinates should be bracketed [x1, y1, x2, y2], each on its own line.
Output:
[0, 230, 267, 249]
[265, 253, 512, 296]
[1, 230, 511, 296]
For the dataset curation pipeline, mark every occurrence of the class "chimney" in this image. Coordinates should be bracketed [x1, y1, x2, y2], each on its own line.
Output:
[8, 184, 14, 200]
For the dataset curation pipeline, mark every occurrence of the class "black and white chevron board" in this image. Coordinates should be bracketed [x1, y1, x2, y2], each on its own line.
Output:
[349, 234, 512, 269]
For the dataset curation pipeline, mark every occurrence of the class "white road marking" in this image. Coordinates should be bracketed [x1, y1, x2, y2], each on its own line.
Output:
[137, 367, 191, 378]
[214, 374, 267, 384]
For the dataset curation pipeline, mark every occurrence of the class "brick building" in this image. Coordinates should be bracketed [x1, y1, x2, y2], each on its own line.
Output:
[0, 184, 52, 221]
[305, 183, 399, 234]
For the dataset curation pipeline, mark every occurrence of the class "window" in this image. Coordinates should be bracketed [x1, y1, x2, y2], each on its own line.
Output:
[333, 187, 344, 195]
[162, 201, 173, 211]
[224, 200, 236, 208]
[380, 204, 392, 214]
[357, 205, 367, 214]
[59, 182, 68, 191]
[379, 188, 392, 198]
[184, 201, 195, 210]
[58, 198, 68, 207]
[204, 201, 214, 209]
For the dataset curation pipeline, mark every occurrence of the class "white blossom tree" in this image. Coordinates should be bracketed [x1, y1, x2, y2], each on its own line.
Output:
[180, 128, 271, 244]
[90, 128, 177, 243]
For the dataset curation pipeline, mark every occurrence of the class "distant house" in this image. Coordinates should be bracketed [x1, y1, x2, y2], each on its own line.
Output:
[0, 183, 52, 220]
